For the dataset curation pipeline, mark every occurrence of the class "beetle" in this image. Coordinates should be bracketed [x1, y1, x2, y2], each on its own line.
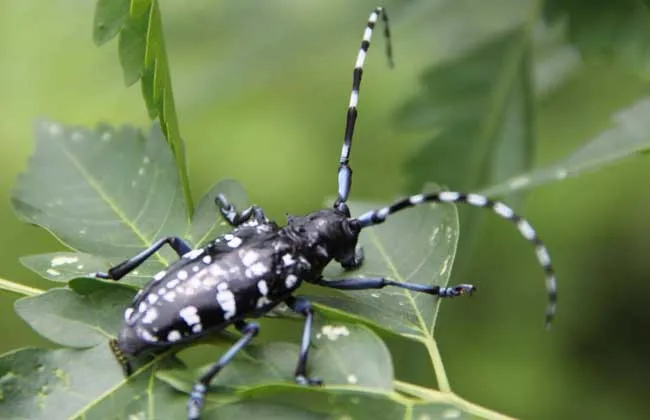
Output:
[96, 7, 557, 420]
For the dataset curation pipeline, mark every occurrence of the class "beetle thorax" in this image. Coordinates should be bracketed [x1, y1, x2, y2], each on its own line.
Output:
[283, 209, 360, 268]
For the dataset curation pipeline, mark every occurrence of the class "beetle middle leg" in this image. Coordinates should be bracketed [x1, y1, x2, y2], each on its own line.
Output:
[215, 193, 268, 227]
[187, 320, 260, 420]
[96, 236, 193, 281]
[286, 296, 322, 386]
[312, 276, 476, 298]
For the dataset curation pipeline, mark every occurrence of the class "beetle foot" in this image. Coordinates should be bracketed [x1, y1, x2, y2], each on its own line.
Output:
[295, 374, 323, 386]
[437, 284, 477, 298]
[187, 383, 207, 420]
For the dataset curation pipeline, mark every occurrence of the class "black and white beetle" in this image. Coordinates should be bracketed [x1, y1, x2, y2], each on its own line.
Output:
[96, 7, 557, 420]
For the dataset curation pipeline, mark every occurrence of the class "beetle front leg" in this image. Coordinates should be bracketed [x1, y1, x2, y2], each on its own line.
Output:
[95, 236, 193, 281]
[215, 194, 268, 227]
[187, 321, 260, 420]
[286, 296, 322, 386]
[312, 276, 476, 297]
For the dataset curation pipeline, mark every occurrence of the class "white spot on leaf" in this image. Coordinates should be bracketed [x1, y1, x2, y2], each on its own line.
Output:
[51, 256, 78, 267]
[320, 325, 350, 341]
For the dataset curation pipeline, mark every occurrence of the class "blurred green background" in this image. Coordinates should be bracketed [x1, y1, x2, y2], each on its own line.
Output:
[1, 0, 649, 419]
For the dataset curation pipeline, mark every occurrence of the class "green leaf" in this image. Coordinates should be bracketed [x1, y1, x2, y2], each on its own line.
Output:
[160, 320, 393, 394]
[93, 0, 129, 46]
[11, 120, 187, 281]
[93, 0, 192, 213]
[317, 199, 459, 339]
[0, 345, 478, 420]
[236, 386, 476, 420]
[544, 0, 650, 76]
[481, 98, 650, 197]
[0, 344, 188, 420]
[398, 26, 536, 194]
[20, 252, 112, 283]
[14, 279, 134, 348]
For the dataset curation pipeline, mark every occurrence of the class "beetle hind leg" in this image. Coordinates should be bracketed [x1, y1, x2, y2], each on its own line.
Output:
[187, 321, 260, 420]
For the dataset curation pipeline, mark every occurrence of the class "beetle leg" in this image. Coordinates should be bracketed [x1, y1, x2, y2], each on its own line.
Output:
[215, 194, 268, 227]
[95, 236, 193, 281]
[286, 296, 323, 386]
[187, 321, 260, 420]
[312, 277, 476, 298]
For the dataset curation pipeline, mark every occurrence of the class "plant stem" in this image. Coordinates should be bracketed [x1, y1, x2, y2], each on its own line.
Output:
[0, 278, 44, 297]
[423, 335, 452, 392]
[394, 380, 518, 420]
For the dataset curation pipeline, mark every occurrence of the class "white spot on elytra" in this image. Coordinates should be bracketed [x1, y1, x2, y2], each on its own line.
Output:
[51, 256, 78, 267]
[285, 274, 298, 289]
[139, 329, 158, 342]
[138, 302, 147, 313]
[247, 262, 267, 276]
[46, 269, 60, 276]
[167, 330, 181, 342]
[257, 280, 268, 296]
[147, 294, 159, 305]
[216, 289, 236, 319]
[256, 296, 272, 308]
[320, 325, 350, 341]
[183, 249, 203, 259]
[209, 264, 226, 277]
[124, 307, 134, 321]
[202, 255, 212, 264]
[179, 306, 201, 326]
[227, 236, 243, 248]
[142, 308, 158, 324]
[192, 324, 202, 333]
[242, 251, 258, 266]
[166, 279, 180, 289]
[153, 271, 166, 282]
[163, 291, 176, 302]
[177, 270, 188, 280]
[346, 374, 358, 384]
[282, 254, 296, 266]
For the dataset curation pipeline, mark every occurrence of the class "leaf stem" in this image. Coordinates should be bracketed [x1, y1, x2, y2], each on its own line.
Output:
[394, 380, 518, 420]
[0, 278, 44, 297]
[423, 336, 451, 392]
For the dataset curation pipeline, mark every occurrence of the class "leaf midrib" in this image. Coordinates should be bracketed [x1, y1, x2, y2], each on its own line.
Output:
[57, 134, 169, 266]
